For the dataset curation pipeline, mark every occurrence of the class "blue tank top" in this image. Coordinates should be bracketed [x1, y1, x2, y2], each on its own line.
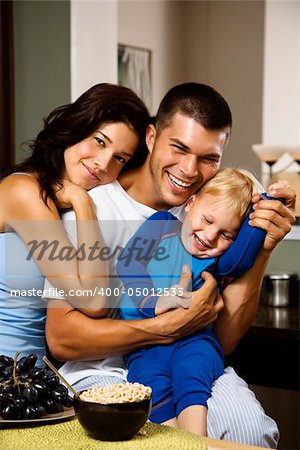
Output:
[0, 231, 46, 365]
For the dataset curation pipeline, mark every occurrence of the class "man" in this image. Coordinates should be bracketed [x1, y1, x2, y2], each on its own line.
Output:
[45, 83, 296, 447]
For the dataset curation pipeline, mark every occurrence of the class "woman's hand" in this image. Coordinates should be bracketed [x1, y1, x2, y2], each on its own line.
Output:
[249, 180, 296, 252]
[52, 180, 91, 209]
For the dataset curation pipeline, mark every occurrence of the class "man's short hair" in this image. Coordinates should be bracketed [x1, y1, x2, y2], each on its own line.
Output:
[155, 82, 232, 140]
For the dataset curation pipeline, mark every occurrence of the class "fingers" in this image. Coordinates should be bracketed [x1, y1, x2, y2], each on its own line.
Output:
[250, 204, 294, 230]
[250, 194, 296, 226]
[155, 293, 191, 315]
[191, 272, 218, 308]
[251, 181, 296, 215]
[178, 264, 192, 291]
[268, 182, 297, 212]
[201, 271, 218, 293]
[249, 199, 294, 250]
[213, 294, 224, 314]
[171, 284, 192, 299]
[174, 296, 192, 309]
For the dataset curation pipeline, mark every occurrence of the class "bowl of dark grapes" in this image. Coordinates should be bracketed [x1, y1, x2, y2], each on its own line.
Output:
[0, 352, 73, 421]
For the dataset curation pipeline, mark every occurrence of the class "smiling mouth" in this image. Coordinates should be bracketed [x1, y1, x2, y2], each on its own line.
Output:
[167, 172, 193, 190]
[81, 162, 100, 181]
[194, 233, 211, 249]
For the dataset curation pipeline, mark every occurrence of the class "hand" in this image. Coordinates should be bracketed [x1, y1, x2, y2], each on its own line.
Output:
[250, 180, 296, 251]
[269, 180, 296, 211]
[155, 265, 192, 315]
[52, 180, 90, 209]
[155, 275, 192, 316]
[156, 270, 223, 340]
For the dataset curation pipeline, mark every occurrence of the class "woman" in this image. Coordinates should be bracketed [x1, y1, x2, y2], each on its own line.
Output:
[0, 83, 150, 364]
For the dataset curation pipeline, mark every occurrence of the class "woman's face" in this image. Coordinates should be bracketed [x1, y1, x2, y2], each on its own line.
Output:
[63, 122, 139, 190]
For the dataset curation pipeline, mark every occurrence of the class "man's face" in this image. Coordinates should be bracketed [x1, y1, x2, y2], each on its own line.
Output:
[146, 113, 227, 209]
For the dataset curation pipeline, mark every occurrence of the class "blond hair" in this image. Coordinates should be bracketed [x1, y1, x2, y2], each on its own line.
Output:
[198, 168, 264, 221]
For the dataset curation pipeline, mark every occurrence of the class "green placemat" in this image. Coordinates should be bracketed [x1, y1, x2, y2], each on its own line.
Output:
[1, 418, 206, 450]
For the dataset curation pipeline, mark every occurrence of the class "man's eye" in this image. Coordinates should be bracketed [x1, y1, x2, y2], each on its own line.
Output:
[94, 137, 105, 147]
[171, 144, 186, 152]
[203, 157, 219, 164]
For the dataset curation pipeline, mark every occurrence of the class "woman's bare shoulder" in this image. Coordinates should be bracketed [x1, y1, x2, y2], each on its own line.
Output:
[0, 173, 58, 222]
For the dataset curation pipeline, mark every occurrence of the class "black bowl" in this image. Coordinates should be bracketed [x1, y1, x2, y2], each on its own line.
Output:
[74, 393, 152, 441]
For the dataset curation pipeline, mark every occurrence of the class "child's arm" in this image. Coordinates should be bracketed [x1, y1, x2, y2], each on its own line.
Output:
[117, 211, 191, 317]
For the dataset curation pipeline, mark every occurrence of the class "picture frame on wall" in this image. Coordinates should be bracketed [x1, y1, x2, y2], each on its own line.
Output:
[118, 44, 152, 112]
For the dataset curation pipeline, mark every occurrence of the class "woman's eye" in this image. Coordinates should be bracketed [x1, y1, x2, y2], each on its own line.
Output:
[94, 137, 105, 147]
[114, 155, 126, 164]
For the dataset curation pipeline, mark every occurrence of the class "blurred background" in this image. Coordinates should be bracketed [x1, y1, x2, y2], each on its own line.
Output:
[1, 1, 299, 448]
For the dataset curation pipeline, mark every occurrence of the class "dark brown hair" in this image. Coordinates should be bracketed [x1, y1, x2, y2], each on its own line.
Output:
[2, 83, 150, 204]
[155, 82, 232, 145]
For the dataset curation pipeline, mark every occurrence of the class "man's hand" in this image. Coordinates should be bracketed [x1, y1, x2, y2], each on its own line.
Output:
[156, 269, 223, 340]
[250, 181, 296, 251]
[46, 269, 224, 361]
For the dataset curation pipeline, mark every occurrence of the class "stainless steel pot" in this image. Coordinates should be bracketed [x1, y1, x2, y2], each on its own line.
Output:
[262, 273, 298, 307]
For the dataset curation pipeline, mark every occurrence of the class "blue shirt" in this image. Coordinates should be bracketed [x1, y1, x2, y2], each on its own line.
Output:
[117, 211, 217, 320]
[0, 232, 46, 365]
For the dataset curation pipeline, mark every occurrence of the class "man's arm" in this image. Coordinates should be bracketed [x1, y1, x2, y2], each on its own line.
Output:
[213, 184, 296, 355]
[46, 271, 223, 361]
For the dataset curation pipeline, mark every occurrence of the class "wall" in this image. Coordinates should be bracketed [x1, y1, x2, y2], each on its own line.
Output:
[261, 0, 300, 216]
[14, 0, 265, 177]
[119, 1, 264, 177]
[71, 0, 117, 101]
[263, 0, 300, 144]
[184, 1, 264, 176]
[14, 1, 70, 162]
[118, 1, 186, 114]
[267, 239, 300, 277]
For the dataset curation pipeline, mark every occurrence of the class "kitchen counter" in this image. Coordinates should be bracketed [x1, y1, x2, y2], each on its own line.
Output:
[250, 304, 299, 338]
[225, 304, 300, 391]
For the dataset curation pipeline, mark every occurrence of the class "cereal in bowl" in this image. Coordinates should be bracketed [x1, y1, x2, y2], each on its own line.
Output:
[79, 382, 152, 404]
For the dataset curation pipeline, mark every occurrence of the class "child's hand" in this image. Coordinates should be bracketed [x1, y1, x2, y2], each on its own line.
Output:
[155, 265, 192, 315]
[155, 287, 192, 315]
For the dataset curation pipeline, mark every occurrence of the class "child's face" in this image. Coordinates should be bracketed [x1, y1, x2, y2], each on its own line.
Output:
[181, 192, 241, 258]
[62, 122, 138, 190]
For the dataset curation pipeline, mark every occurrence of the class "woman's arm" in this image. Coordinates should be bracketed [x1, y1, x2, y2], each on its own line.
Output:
[46, 271, 224, 361]
[213, 184, 296, 355]
[1, 175, 108, 317]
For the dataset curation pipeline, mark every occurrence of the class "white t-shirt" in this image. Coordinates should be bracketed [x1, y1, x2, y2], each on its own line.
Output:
[44, 180, 161, 385]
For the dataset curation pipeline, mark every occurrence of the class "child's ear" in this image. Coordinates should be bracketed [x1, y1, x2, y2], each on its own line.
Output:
[185, 195, 195, 212]
[146, 124, 156, 154]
